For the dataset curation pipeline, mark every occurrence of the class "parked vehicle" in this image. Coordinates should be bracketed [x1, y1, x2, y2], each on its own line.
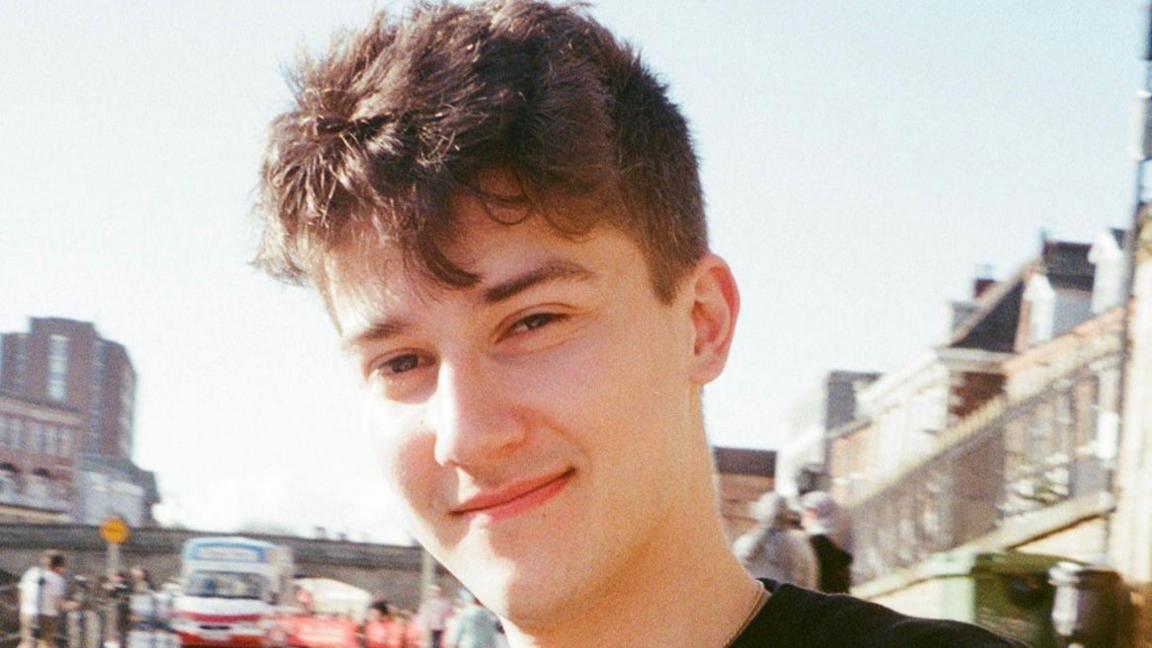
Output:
[276, 578, 368, 648]
[171, 537, 295, 648]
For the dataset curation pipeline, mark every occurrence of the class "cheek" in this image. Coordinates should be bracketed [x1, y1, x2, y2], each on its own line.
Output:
[499, 327, 622, 422]
[503, 315, 686, 447]
[366, 401, 441, 514]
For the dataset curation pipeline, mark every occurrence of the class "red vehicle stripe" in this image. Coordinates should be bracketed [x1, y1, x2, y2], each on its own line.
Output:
[182, 612, 262, 623]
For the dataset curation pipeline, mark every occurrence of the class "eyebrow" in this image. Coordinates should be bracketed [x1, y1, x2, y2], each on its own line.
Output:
[342, 318, 413, 353]
[342, 259, 596, 351]
[481, 259, 596, 305]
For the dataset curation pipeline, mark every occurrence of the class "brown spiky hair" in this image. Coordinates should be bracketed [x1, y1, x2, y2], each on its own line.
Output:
[255, 0, 707, 303]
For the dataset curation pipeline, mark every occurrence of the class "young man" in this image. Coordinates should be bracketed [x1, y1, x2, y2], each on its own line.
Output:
[254, 2, 1020, 645]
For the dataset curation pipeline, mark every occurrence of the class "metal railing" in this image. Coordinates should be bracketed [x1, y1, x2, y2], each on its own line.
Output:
[848, 355, 1118, 585]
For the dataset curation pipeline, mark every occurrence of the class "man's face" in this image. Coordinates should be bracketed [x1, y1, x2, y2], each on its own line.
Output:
[330, 193, 708, 623]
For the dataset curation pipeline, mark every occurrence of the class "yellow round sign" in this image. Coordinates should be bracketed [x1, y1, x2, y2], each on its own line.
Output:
[99, 517, 130, 545]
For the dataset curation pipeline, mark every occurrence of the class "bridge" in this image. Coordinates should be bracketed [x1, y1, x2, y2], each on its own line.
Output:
[0, 524, 455, 609]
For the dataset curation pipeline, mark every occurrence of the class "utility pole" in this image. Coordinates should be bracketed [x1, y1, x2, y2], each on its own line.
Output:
[420, 546, 436, 601]
[1106, 3, 1152, 565]
[99, 518, 130, 648]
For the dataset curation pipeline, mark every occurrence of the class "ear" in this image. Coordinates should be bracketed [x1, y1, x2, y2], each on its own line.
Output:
[686, 254, 740, 385]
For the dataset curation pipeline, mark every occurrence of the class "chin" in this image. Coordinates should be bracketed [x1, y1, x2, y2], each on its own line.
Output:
[452, 554, 574, 625]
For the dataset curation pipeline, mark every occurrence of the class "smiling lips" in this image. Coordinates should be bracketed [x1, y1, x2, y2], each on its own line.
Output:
[451, 469, 574, 524]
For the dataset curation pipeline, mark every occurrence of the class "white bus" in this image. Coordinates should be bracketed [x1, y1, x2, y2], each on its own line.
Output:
[171, 537, 295, 648]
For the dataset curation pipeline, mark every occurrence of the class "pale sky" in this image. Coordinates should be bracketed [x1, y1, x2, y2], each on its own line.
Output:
[1, 1, 1143, 542]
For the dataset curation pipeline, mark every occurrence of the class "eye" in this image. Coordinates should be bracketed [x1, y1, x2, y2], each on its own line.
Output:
[372, 353, 429, 378]
[507, 312, 565, 336]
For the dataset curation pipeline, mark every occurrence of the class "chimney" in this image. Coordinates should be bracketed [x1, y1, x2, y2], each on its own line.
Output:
[972, 264, 996, 298]
[950, 301, 979, 335]
[1088, 230, 1124, 314]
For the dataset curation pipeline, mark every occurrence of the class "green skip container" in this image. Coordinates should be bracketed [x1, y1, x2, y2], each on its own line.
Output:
[921, 551, 1072, 648]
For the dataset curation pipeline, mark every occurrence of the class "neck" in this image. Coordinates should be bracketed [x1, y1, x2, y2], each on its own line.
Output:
[504, 442, 764, 647]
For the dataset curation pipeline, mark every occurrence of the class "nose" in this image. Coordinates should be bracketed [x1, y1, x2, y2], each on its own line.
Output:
[428, 357, 525, 467]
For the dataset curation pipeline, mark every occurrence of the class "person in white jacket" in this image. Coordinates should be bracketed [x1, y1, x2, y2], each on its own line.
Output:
[734, 493, 819, 590]
[18, 550, 75, 648]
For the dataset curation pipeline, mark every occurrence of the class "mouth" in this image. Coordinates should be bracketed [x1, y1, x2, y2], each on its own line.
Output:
[451, 469, 575, 524]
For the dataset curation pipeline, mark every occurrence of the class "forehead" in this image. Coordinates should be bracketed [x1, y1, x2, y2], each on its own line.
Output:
[328, 193, 558, 285]
[323, 197, 645, 333]
[317, 160, 660, 308]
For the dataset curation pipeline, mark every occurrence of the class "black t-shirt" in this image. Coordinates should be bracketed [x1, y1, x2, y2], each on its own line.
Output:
[730, 580, 1025, 647]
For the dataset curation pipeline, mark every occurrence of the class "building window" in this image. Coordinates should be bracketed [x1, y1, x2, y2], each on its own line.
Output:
[14, 335, 29, 393]
[48, 335, 69, 402]
[27, 470, 50, 502]
[90, 343, 105, 453]
[59, 428, 72, 458]
[119, 366, 135, 457]
[0, 417, 7, 449]
[0, 465, 17, 499]
[28, 422, 42, 454]
[10, 419, 22, 450]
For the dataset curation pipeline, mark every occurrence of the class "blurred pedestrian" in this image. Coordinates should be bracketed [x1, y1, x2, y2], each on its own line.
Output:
[127, 565, 162, 632]
[400, 610, 423, 648]
[18, 550, 76, 648]
[734, 492, 819, 589]
[369, 594, 391, 619]
[365, 602, 409, 648]
[295, 587, 315, 615]
[68, 575, 92, 610]
[128, 567, 153, 594]
[417, 587, 452, 648]
[102, 571, 132, 648]
[801, 491, 854, 594]
[444, 591, 497, 648]
[366, 604, 393, 645]
[379, 606, 407, 648]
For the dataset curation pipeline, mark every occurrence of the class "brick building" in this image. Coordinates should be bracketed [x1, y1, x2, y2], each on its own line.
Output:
[712, 446, 776, 541]
[809, 230, 1134, 637]
[0, 318, 157, 525]
[775, 371, 878, 497]
[0, 393, 79, 523]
